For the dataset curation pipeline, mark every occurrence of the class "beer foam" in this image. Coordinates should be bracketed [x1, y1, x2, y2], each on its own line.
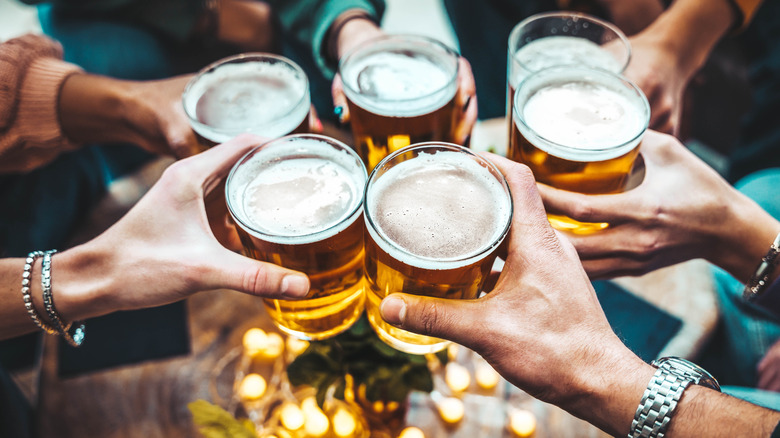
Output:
[367, 151, 511, 269]
[228, 137, 365, 243]
[510, 36, 623, 86]
[342, 51, 456, 117]
[184, 60, 309, 142]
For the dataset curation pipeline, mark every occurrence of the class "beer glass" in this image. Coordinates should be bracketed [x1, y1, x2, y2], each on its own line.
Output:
[364, 143, 513, 354]
[507, 12, 630, 140]
[226, 134, 367, 340]
[339, 35, 460, 171]
[509, 66, 650, 233]
[183, 54, 310, 148]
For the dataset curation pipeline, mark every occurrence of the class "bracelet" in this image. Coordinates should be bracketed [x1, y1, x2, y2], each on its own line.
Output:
[41, 250, 86, 347]
[743, 232, 780, 302]
[21, 251, 58, 335]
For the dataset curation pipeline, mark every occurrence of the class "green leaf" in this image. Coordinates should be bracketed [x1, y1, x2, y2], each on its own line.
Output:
[188, 399, 256, 438]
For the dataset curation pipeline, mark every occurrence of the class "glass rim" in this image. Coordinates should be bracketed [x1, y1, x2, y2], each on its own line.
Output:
[513, 66, 650, 154]
[364, 141, 513, 265]
[508, 11, 632, 74]
[182, 53, 310, 136]
[225, 133, 368, 242]
[339, 34, 460, 105]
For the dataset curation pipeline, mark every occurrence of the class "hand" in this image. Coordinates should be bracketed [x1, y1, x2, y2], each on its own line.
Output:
[331, 56, 478, 145]
[758, 340, 780, 392]
[212, 0, 275, 52]
[622, 32, 691, 135]
[378, 154, 651, 435]
[594, 0, 664, 35]
[537, 131, 779, 281]
[57, 135, 310, 320]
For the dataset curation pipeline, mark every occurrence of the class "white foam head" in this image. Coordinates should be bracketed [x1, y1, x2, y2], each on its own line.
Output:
[227, 135, 367, 244]
[341, 36, 458, 117]
[514, 67, 649, 162]
[510, 36, 625, 87]
[183, 54, 310, 143]
[366, 146, 512, 270]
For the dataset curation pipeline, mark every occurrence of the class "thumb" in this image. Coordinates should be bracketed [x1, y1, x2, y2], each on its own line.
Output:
[203, 249, 310, 299]
[380, 293, 483, 346]
[331, 73, 351, 124]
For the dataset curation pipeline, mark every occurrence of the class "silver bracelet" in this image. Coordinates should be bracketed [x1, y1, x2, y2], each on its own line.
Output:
[41, 250, 86, 347]
[743, 232, 780, 302]
[21, 251, 58, 335]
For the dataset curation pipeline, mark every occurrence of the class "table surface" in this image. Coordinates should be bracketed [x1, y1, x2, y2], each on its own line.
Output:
[28, 119, 718, 437]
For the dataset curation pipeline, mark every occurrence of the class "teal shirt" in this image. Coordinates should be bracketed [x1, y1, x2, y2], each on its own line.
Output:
[22, 0, 385, 78]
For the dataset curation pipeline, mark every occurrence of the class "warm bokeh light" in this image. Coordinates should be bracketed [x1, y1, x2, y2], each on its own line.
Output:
[238, 373, 267, 401]
[286, 336, 310, 357]
[280, 402, 304, 431]
[259, 332, 285, 360]
[445, 362, 471, 393]
[242, 328, 268, 357]
[398, 426, 425, 438]
[509, 409, 537, 437]
[332, 406, 358, 437]
[475, 361, 500, 390]
[302, 397, 330, 437]
[437, 396, 464, 424]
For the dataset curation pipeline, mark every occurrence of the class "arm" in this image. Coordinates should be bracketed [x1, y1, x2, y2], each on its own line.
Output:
[0, 135, 310, 341]
[378, 154, 780, 436]
[538, 130, 780, 284]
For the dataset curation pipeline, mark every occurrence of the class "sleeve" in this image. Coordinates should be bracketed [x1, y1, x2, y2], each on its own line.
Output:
[0, 35, 83, 172]
[267, 0, 386, 78]
[728, 0, 764, 31]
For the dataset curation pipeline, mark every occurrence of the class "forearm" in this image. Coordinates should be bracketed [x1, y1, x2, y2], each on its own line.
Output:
[640, 0, 736, 74]
[711, 192, 780, 286]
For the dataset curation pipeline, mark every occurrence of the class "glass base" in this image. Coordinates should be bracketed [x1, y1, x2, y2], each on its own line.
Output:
[548, 213, 609, 234]
[365, 291, 450, 355]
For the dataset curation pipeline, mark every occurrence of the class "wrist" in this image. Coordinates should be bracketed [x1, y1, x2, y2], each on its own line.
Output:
[333, 15, 382, 62]
[53, 242, 119, 324]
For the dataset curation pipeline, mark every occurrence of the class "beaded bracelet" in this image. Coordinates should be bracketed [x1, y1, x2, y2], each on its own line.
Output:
[743, 232, 780, 302]
[41, 250, 86, 347]
[21, 251, 58, 335]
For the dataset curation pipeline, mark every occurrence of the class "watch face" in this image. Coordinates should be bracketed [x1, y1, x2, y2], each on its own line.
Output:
[653, 357, 721, 392]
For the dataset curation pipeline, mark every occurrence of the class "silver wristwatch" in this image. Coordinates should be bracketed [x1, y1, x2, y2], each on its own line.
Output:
[629, 357, 721, 438]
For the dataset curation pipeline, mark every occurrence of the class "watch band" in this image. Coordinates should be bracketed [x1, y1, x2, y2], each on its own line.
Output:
[629, 357, 720, 438]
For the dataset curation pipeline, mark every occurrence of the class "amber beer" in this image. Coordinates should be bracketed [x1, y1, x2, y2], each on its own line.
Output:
[506, 12, 630, 142]
[509, 66, 650, 233]
[226, 134, 367, 340]
[364, 143, 513, 354]
[339, 35, 459, 170]
[183, 54, 310, 148]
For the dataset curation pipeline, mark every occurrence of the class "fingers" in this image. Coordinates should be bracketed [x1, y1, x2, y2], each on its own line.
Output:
[537, 183, 635, 224]
[453, 57, 477, 145]
[380, 293, 484, 347]
[331, 73, 350, 124]
[173, 134, 267, 191]
[202, 249, 311, 299]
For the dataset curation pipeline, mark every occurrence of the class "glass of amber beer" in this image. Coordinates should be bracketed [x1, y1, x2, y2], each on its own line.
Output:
[364, 143, 513, 354]
[339, 35, 460, 171]
[509, 66, 650, 233]
[183, 53, 310, 148]
[225, 134, 367, 340]
[507, 12, 630, 140]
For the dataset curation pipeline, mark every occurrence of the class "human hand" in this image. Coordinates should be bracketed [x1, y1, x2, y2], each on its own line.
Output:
[758, 339, 780, 392]
[378, 154, 651, 435]
[332, 56, 477, 145]
[622, 32, 691, 135]
[57, 135, 310, 320]
[537, 130, 778, 281]
[594, 0, 664, 36]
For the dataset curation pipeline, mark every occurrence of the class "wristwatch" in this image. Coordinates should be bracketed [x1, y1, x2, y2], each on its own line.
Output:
[629, 357, 720, 438]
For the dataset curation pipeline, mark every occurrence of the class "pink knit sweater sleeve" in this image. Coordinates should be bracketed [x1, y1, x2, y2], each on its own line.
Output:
[0, 34, 83, 173]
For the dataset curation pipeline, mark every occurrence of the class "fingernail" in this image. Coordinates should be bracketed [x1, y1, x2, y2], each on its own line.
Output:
[334, 106, 345, 123]
[281, 275, 309, 298]
[380, 295, 406, 326]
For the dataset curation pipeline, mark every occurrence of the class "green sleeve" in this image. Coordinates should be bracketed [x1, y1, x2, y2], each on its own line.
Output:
[267, 0, 386, 78]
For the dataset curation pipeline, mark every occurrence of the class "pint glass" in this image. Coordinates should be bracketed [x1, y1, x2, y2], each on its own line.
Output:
[184, 54, 310, 148]
[225, 134, 367, 340]
[507, 12, 630, 140]
[364, 143, 513, 354]
[509, 66, 650, 233]
[339, 35, 460, 170]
